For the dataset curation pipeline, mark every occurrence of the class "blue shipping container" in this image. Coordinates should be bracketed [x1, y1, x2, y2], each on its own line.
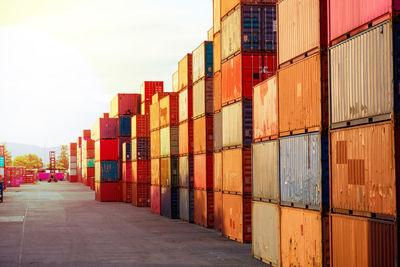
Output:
[279, 132, 329, 211]
[101, 161, 118, 182]
[119, 115, 131, 136]
[205, 42, 214, 76]
[0, 156, 4, 167]
[161, 186, 179, 219]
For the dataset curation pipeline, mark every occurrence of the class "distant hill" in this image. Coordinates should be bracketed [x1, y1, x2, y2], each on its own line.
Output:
[6, 143, 62, 166]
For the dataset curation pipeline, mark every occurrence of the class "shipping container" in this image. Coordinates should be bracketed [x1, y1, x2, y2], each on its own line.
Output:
[150, 102, 160, 131]
[178, 87, 193, 123]
[140, 81, 164, 102]
[193, 77, 214, 118]
[221, 4, 276, 61]
[152, 92, 171, 104]
[223, 147, 251, 195]
[253, 76, 278, 142]
[280, 133, 329, 210]
[330, 21, 399, 128]
[213, 112, 222, 151]
[330, 122, 398, 217]
[213, 151, 223, 191]
[222, 53, 277, 105]
[151, 158, 160, 185]
[82, 129, 91, 140]
[160, 157, 179, 187]
[330, 213, 398, 267]
[110, 93, 141, 118]
[252, 140, 279, 202]
[178, 54, 193, 91]
[221, 0, 276, 19]
[252, 201, 280, 266]
[118, 137, 130, 161]
[214, 0, 221, 33]
[141, 100, 151, 116]
[179, 187, 194, 222]
[193, 116, 214, 154]
[278, 53, 328, 135]
[159, 94, 179, 128]
[132, 160, 150, 184]
[222, 99, 252, 148]
[278, 0, 327, 65]
[117, 115, 131, 136]
[122, 141, 131, 162]
[213, 32, 221, 73]
[150, 130, 160, 159]
[194, 189, 214, 227]
[179, 155, 193, 188]
[151, 185, 161, 214]
[122, 161, 132, 182]
[194, 153, 214, 190]
[161, 186, 179, 219]
[280, 207, 328, 267]
[213, 191, 223, 230]
[95, 161, 119, 182]
[222, 193, 251, 243]
[213, 71, 222, 113]
[95, 182, 121, 202]
[160, 126, 179, 157]
[193, 41, 213, 83]
[131, 138, 150, 160]
[92, 118, 118, 141]
[178, 121, 193, 155]
[172, 71, 179, 92]
[69, 142, 77, 153]
[95, 139, 118, 161]
[132, 183, 150, 207]
[122, 181, 133, 203]
[328, 0, 399, 43]
[132, 115, 150, 138]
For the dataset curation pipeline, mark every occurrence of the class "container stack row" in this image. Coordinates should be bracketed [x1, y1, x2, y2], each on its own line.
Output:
[76, 137, 82, 183]
[328, 1, 399, 265]
[81, 129, 95, 189]
[69, 142, 78, 182]
[0, 146, 5, 195]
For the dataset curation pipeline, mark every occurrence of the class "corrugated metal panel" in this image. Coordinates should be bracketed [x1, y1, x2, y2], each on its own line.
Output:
[213, 111, 222, 151]
[172, 71, 179, 92]
[194, 153, 214, 190]
[150, 185, 160, 214]
[214, 0, 221, 33]
[330, 122, 397, 216]
[151, 158, 160, 185]
[252, 201, 280, 267]
[179, 87, 193, 122]
[95, 161, 118, 182]
[178, 54, 193, 91]
[221, 7, 241, 61]
[222, 100, 252, 148]
[179, 155, 193, 188]
[222, 147, 252, 195]
[221, 0, 275, 19]
[214, 33, 221, 73]
[330, 21, 394, 125]
[213, 151, 223, 191]
[193, 78, 214, 118]
[279, 133, 329, 210]
[252, 140, 279, 202]
[159, 94, 179, 127]
[278, 0, 321, 64]
[150, 102, 160, 131]
[160, 157, 179, 187]
[192, 42, 213, 83]
[253, 76, 278, 141]
[92, 118, 117, 141]
[214, 191, 223, 230]
[331, 214, 397, 267]
[160, 126, 179, 157]
[193, 116, 214, 154]
[150, 130, 160, 158]
[179, 188, 194, 222]
[222, 194, 252, 243]
[194, 189, 214, 227]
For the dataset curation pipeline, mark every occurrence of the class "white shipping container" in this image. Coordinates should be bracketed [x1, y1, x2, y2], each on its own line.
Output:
[179, 88, 189, 122]
[193, 78, 214, 118]
[222, 100, 252, 148]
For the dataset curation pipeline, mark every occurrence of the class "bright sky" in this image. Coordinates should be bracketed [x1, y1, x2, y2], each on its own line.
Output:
[0, 0, 212, 147]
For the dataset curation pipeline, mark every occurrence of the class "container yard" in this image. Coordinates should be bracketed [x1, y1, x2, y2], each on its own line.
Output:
[1, 0, 399, 266]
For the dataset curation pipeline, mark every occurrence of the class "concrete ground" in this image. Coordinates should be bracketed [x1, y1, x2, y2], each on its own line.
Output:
[0, 182, 264, 267]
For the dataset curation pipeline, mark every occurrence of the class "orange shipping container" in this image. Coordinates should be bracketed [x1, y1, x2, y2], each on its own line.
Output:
[278, 53, 328, 135]
[178, 54, 193, 91]
[222, 148, 251, 195]
[213, 32, 221, 73]
[213, 151, 223, 191]
[150, 102, 159, 131]
[213, 72, 222, 113]
[178, 87, 193, 123]
[221, 0, 275, 19]
[194, 153, 214, 190]
[330, 214, 398, 267]
[253, 76, 278, 141]
[222, 193, 251, 243]
[150, 130, 160, 158]
[280, 207, 328, 267]
[330, 122, 397, 217]
[152, 92, 170, 104]
[213, 0, 221, 33]
[214, 191, 223, 230]
[159, 94, 179, 128]
[178, 121, 193, 156]
[194, 189, 214, 228]
[151, 158, 160, 185]
[193, 116, 214, 154]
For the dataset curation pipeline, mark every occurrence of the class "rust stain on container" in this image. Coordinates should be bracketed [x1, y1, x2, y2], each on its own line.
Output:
[330, 122, 397, 216]
[159, 94, 179, 128]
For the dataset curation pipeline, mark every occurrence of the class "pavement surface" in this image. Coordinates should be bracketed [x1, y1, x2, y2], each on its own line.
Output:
[0, 182, 264, 267]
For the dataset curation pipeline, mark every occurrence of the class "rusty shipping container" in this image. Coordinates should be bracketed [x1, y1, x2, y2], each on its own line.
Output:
[213, 151, 223, 192]
[330, 21, 400, 127]
[110, 93, 141, 118]
[330, 122, 398, 217]
[278, 53, 328, 135]
[194, 189, 214, 228]
[150, 130, 160, 158]
[213, 112, 222, 151]
[178, 87, 193, 123]
[194, 153, 213, 190]
[253, 76, 278, 142]
[252, 140, 279, 202]
[132, 160, 150, 184]
[192, 41, 213, 83]
[221, 0, 276, 19]
[278, 0, 327, 65]
[151, 158, 160, 185]
[213, 32, 221, 73]
[193, 78, 214, 119]
[131, 138, 150, 160]
[152, 92, 171, 104]
[178, 54, 193, 91]
[150, 102, 160, 131]
[178, 121, 193, 156]
[172, 71, 179, 92]
[160, 157, 179, 187]
[92, 117, 118, 141]
[222, 193, 252, 243]
[179, 187, 194, 222]
[179, 155, 193, 188]
[140, 81, 164, 102]
[221, 4, 276, 61]
[222, 99, 252, 148]
[160, 126, 179, 157]
[330, 213, 398, 267]
[193, 116, 214, 154]
[131, 115, 150, 139]
[214, 191, 223, 231]
[280, 207, 329, 267]
[141, 100, 151, 116]
[159, 94, 179, 128]
[223, 147, 251, 195]
[252, 201, 280, 266]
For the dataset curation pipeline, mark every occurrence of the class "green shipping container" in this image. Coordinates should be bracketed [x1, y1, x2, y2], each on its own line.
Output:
[87, 159, 95, 168]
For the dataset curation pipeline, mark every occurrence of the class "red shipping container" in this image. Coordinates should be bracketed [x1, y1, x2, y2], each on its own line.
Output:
[132, 114, 150, 138]
[69, 175, 78, 183]
[122, 181, 133, 203]
[214, 191, 223, 231]
[118, 137, 131, 160]
[132, 160, 150, 183]
[194, 153, 213, 190]
[77, 137, 82, 147]
[95, 182, 121, 202]
[141, 81, 164, 102]
[194, 189, 214, 228]
[95, 139, 118, 161]
[132, 183, 150, 207]
[101, 113, 109, 118]
[141, 100, 151, 116]
[221, 53, 277, 105]
[122, 161, 132, 182]
[87, 167, 95, 177]
[110, 93, 141, 118]
[328, 0, 400, 43]
[159, 93, 179, 127]
[92, 118, 118, 141]
[82, 129, 91, 140]
[90, 177, 95, 190]
[151, 185, 161, 214]
[69, 142, 77, 154]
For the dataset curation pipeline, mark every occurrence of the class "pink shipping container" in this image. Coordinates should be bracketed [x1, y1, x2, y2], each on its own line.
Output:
[328, 0, 400, 43]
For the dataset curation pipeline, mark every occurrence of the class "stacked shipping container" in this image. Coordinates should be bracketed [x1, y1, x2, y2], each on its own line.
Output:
[0, 145, 5, 196]
[328, 1, 400, 265]
[69, 142, 78, 182]
[77, 137, 82, 183]
[81, 130, 95, 189]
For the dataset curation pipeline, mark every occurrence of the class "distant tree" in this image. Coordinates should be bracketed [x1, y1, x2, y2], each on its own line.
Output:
[2, 142, 13, 166]
[13, 154, 43, 169]
[56, 145, 69, 169]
